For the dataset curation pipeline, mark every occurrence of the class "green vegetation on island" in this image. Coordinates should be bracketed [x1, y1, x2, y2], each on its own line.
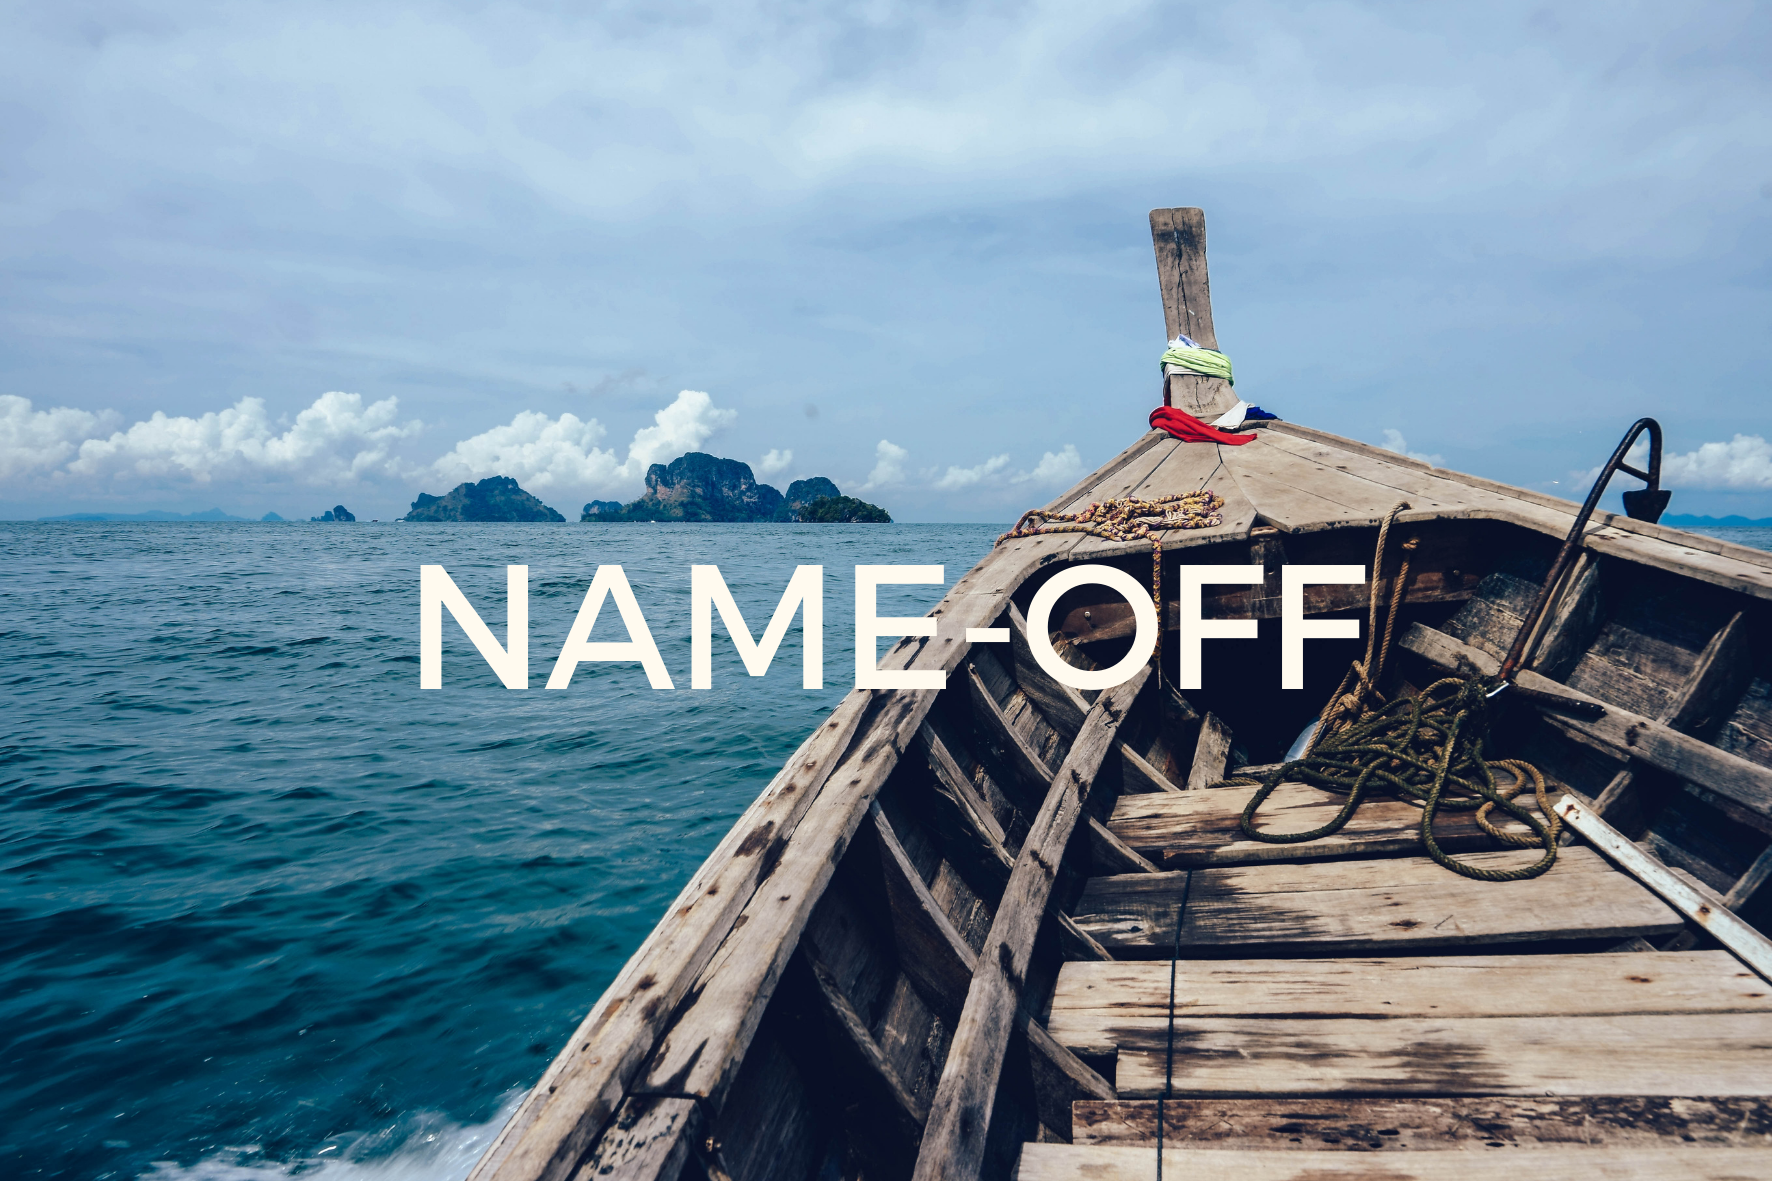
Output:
[404, 477, 566, 522]
[579, 453, 890, 523]
[797, 495, 892, 523]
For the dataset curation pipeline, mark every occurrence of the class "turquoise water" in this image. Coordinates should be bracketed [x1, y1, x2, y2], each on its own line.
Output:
[1685, 525, 1772, 553]
[0, 522, 1002, 1180]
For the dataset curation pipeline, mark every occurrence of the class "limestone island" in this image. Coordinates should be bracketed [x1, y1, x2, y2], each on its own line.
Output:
[581, 453, 890, 523]
[404, 476, 566, 522]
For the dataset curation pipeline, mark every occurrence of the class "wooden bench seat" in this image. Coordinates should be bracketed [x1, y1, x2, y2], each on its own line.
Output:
[1070, 1096, 1772, 1151]
[1113, 1010, 1772, 1097]
[1016, 1142, 1772, 1179]
[1107, 779, 1541, 869]
[1046, 951, 1772, 1057]
[1071, 847, 1684, 955]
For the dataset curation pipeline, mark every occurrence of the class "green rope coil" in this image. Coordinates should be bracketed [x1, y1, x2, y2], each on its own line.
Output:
[1216, 675, 1562, 882]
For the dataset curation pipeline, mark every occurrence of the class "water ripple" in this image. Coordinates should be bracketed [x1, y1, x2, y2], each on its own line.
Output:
[0, 521, 997, 1179]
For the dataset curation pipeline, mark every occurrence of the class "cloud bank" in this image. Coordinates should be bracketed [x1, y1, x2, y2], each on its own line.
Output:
[1661, 435, 1772, 490]
[2, 392, 417, 491]
[431, 390, 737, 492]
[1, 389, 751, 514]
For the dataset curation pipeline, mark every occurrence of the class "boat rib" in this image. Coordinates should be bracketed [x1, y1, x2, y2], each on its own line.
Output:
[470, 207, 1772, 1181]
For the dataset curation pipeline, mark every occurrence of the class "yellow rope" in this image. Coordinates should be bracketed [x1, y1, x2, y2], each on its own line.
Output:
[996, 491, 1226, 626]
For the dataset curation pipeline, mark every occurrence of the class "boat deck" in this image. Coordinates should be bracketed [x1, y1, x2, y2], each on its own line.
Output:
[469, 209, 1772, 1181]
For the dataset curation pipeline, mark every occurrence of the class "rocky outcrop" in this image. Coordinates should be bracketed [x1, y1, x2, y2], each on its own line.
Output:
[785, 477, 841, 509]
[613, 453, 787, 522]
[577, 455, 892, 523]
[799, 495, 892, 523]
[311, 505, 356, 522]
[404, 477, 565, 522]
[579, 500, 625, 520]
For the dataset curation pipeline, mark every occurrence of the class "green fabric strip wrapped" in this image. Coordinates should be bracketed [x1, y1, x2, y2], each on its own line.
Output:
[1160, 344, 1233, 385]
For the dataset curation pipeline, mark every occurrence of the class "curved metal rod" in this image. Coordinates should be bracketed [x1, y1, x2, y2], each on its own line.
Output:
[1497, 417, 1665, 683]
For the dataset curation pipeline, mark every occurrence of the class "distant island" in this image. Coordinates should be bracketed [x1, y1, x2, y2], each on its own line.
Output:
[581, 454, 890, 523]
[38, 507, 253, 522]
[404, 476, 567, 522]
[36, 454, 890, 526]
[1663, 514, 1772, 528]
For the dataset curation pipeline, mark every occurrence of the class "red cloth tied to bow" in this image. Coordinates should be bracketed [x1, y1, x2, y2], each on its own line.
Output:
[1149, 405, 1256, 445]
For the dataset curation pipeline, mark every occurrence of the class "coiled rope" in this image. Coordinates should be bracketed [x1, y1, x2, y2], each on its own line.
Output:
[997, 491, 1227, 631]
[1215, 502, 1562, 881]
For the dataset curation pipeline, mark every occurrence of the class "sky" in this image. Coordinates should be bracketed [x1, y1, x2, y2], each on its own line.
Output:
[1, 0, 1769, 522]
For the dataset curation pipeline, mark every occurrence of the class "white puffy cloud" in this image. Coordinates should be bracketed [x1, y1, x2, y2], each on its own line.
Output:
[62, 392, 418, 486]
[432, 411, 618, 491]
[1379, 429, 1442, 467]
[1013, 445, 1083, 485]
[858, 441, 1084, 495]
[0, 396, 116, 479]
[757, 448, 793, 477]
[933, 453, 1011, 491]
[1661, 435, 1772, 490]
[862, 439, 910, 490]
[431, 389, 737, 493]
[627, 390, 737, 471]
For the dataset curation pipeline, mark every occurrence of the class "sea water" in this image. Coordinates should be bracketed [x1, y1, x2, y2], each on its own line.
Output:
[0, 522, 1002, 1181]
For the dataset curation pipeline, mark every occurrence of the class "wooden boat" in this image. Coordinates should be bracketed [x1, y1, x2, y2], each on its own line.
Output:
[469, 209, 1772, 1181]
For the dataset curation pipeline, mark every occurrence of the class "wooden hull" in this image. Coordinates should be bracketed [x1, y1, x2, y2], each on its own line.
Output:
[471, 214, 1772, 1181]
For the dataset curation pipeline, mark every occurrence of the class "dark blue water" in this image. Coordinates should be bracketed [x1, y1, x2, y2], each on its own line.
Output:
[0, 522, 1002, 1181]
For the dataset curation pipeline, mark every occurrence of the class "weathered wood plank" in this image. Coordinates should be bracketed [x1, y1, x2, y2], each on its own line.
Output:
[1401, 622, 1772, 823]
[485, 519, 1119, 1181]
[636, 689, 939, 1107]
[1114, 1011, 1772, 1098]
[1184, 712, 1232, 791]
[1149, 208, 1239, 419]
[1729, 843, 1772, 911]
[1085, 817, 1160, 875]
[1222, 438, 1429, 533]
[919, 724, 1016, 867]
[471, 691, 873, 1181]
[1020, 1142, 1772, 1179]
[869, 800, 1114, 1135]
[1119, 743, 1182, 794]
[1107, 779, 1516, 869]
[1006, 601, 1089, 742]
[1261, 419, 1772, 602]
[1071, 1096, 1772, 1151]
[872, 802, 982, 1014]
[1073, 847, 1683, 955]
[969, 662, 1057, 790]
[570, 1095, 702, 1181]
[1047, 952, 1772, 1057]
[1667, 610, 1755, 736]
[1556, 795, 1772, 983]
[1052, 437, 1181, 517]
[800, 945, 929, 1131]
[1043, 430, 1167, 516]
[900, 742, 1116, 960]
[1187, 843, 1615, 893]
[1150, 207, 1216, 348]
[1592, 608, 1754, 836]
[706, 1034, 826, 1181]
[913, 668, 1149, 1181]
[1527, 551, 1605, 681]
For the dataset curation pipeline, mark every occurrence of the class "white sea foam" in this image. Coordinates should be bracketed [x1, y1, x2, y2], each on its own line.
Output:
[137, 1094, 521, 1181]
